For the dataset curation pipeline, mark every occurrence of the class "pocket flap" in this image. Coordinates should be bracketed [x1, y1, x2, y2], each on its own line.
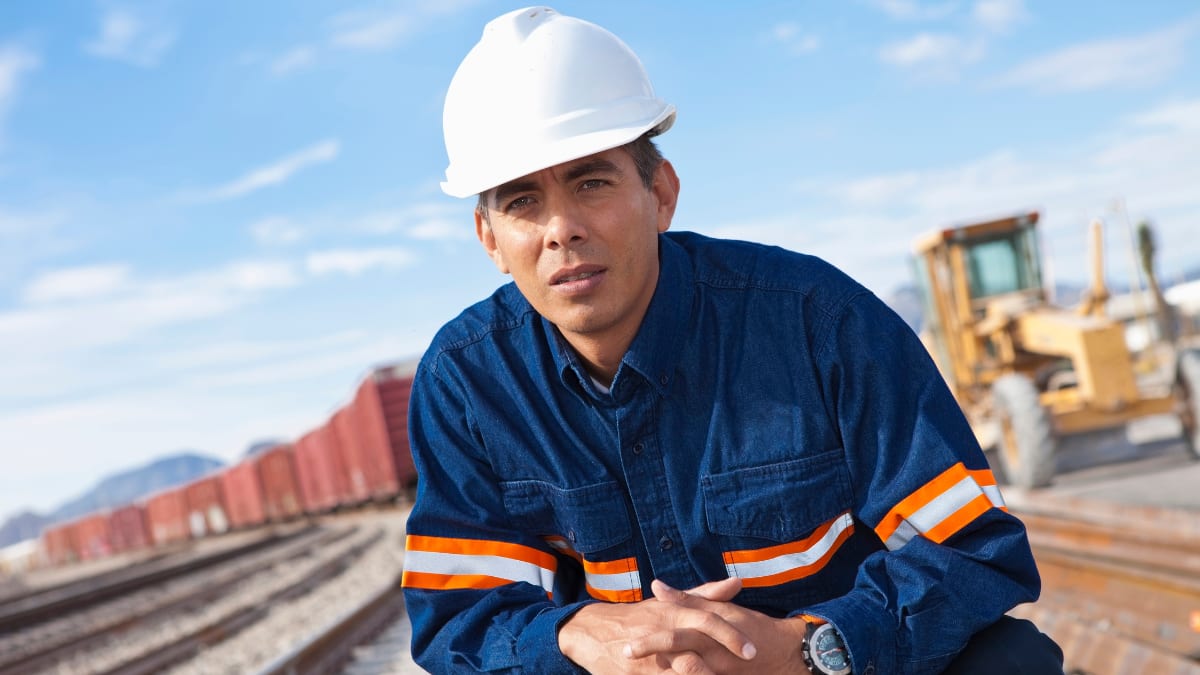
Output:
[501, 480, 631, 554]
[702, 450, 851, 542]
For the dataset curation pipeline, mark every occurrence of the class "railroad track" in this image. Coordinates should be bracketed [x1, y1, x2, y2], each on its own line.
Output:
[256, 575, 413, 675]
[0, 524, 315, 633]
[0, 524, 369, 675]
[1009, 495, 1200, 675]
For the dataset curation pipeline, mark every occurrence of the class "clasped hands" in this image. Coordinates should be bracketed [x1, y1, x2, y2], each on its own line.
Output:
[557, 576, 812, 674]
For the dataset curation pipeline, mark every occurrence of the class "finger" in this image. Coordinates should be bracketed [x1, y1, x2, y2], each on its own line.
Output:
[667, 650, 717, 675]
[624, 607, 757, 661]
[651, 578, 688, 602]
[683, 577, 743, 602]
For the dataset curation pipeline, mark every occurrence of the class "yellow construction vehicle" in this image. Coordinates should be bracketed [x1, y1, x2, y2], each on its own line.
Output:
[910, 211, 1200, 488]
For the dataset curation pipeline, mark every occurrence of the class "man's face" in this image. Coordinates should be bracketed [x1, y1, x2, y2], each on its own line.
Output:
[476, 147, 679, 353]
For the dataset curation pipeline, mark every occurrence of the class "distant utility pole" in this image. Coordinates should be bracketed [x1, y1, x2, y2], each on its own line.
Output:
[1136, 219, 1176, 343]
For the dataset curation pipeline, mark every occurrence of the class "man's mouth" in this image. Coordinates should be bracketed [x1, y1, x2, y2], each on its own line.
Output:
[554, 271, 600, 285]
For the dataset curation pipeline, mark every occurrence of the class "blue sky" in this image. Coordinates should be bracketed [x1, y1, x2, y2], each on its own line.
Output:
[2, 1, 1199, 522]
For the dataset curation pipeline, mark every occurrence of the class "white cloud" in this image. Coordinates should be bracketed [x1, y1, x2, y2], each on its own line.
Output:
[0, 45, 38, 110]
[329, 11, 414, 50]
[1130, 99, 1200, 132]
[305, 247, 416, 276]
[191, 139, 340, 202]
[870, 0, 958, 21]
[269, 46, 317, 75]
[972, 0, 1027, 33]
[0, 45, 38, 143]
[0, 259, 302, 371]
[352, 203, 473, 241]
[879, 32, 985, 76]
[771, 96, 1200, 294]
[250, 216, 305, 245]
[152, 331, 365, 371]
[768, 22, 821, 55]
[990, 18, 1198, 92]
[83, 7, 176, 68]
[22, 263, 131, 304]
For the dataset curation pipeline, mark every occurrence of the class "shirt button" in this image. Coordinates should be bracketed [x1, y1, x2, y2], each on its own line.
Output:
[568, 529, 576, 542]
[659, 535, 674, 550]
[632, 442, 644, 455]
[659, 374, 669, 385]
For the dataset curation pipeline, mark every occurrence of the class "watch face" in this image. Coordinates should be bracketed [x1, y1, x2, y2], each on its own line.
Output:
[810, 623, 851, 675]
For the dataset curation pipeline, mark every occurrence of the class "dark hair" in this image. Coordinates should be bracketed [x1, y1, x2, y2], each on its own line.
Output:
[476, 133, 664, 221]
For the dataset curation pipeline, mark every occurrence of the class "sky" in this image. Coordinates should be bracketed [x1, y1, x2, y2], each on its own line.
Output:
[1, 1, 1199, 522]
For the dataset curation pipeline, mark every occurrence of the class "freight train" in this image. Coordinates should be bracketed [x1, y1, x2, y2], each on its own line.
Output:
[36, 361, 418, 567]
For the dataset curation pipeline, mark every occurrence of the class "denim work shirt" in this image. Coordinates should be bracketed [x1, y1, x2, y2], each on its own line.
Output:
[402, 231, 1040, 674]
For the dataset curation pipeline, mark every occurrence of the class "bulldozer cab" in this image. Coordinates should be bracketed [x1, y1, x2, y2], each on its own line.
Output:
[911, 211, 1196, 488]
[911, 212, 1045, 397]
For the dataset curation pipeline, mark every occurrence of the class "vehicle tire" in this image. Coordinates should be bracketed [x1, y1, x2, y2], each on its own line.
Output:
[1177, 350, 1200, 460]
[992, 374, 1057, 489]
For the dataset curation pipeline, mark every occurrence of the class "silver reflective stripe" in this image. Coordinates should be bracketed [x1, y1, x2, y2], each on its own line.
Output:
[586, 568, 642, 592]
[982, 484, 1005, 508]
[724, 513, 854, 580]
[403, 550, 555, 593]
[884, 476, 985, 551]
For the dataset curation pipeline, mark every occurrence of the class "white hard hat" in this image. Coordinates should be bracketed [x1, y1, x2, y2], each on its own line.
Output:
[440, 6, 676, 199]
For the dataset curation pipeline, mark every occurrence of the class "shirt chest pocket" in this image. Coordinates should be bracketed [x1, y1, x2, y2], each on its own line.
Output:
[501, 479, 632, 556]
[702, 450, 855, 609]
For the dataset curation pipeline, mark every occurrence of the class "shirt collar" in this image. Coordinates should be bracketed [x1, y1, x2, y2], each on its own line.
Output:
[547, 233, 693, 401]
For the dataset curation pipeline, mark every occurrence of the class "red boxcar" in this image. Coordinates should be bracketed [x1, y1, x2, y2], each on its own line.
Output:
[145, 487, 190, 546]
[184, 475, 229, 537]
[331, 398, 391, 499]
[221, 461, 266, 529]
[371, 363, 418, 486]
[41, 522, 77, 566]
[256, 444, 303, 521]
[294, 422, 350, 512]
[108, 504, 150, 554]
[72, 513, 113, 562]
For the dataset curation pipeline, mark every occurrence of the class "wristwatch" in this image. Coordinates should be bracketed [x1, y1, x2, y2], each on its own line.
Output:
[802, 621, 852, 675]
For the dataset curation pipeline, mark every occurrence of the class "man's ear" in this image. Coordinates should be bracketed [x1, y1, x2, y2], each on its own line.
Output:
[475, 208, 510, 274]
[652, 159, 681, 233]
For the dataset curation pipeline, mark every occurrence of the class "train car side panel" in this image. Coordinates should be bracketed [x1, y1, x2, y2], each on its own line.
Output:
[72, 513, 113, 561]
[256, 444, 303, 521]
[145, 487, 191, 546]
[221, 460, 267, 529]
[295, 423, 349, 512]
[183, 475, 229, 537]
[107, 504, 150, 554]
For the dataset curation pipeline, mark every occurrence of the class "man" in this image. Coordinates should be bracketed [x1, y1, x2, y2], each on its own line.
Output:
[402, 7, 1063, 674]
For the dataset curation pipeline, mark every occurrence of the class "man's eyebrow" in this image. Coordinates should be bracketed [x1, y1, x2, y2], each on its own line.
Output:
[491, 179, 539, 208]
[564, 158, 621, 183]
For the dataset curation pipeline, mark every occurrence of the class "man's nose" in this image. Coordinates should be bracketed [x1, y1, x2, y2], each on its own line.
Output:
[543, 205, 588, 250]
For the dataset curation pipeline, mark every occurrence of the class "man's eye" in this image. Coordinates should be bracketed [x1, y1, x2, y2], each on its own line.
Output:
[580, 179, 607, 191]
[505, 196, 534, 212]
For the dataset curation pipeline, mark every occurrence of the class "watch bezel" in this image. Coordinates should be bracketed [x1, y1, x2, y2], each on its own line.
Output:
[802, 621, 852, 675]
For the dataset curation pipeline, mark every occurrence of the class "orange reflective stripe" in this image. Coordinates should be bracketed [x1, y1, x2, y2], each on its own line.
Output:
[722, 513, 855, 587]
[401, 570, 517, 592]
[586, 585, 643, 602]
[728, 522, 854, 588]
[923, 493, 992, 544]
[582, 556, 639, 575]
[406, 534, 557, 569]
[723, 515, 847, 565]
[874, 462, 971, 543]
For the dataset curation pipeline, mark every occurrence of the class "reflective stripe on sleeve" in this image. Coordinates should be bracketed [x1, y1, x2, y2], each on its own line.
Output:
[545, 536, 643, 602]
[582, 557, 643, 602]
[969, 468, 1007, 510]
[874, 463, 1003, 551]
[723, 512, 855, 587]
[402, 534, 557, 596]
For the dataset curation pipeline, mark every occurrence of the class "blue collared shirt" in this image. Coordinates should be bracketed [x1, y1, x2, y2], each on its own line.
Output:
[403, 231, 1040, 674]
